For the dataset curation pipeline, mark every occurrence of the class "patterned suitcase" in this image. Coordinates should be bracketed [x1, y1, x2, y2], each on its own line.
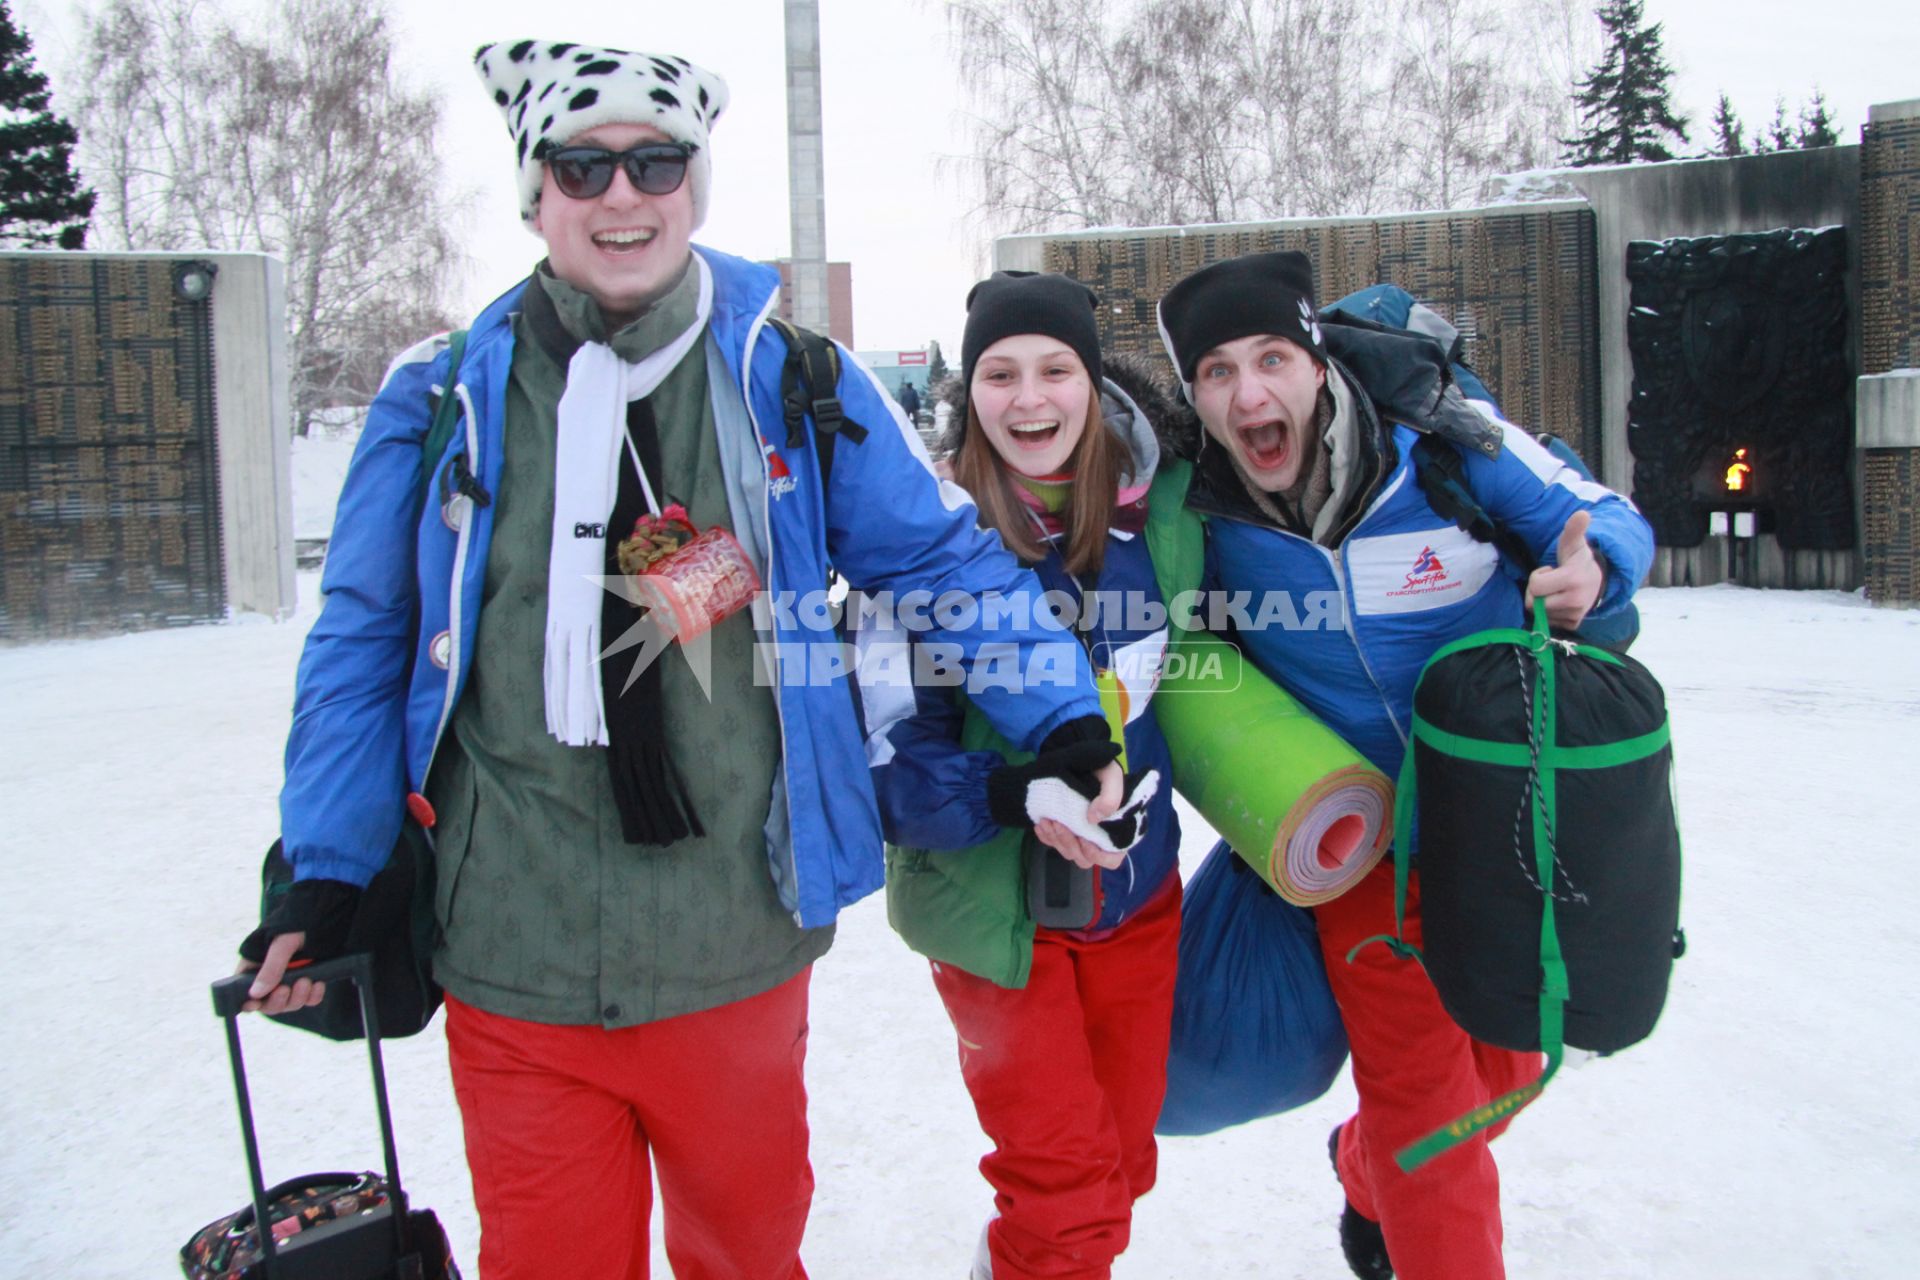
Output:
[190, 954, 461, 1280]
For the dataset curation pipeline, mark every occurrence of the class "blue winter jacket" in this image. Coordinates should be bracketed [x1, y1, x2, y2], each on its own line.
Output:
[278, 245, 1101, 928]
[1194, 359, 1654, 778]
[861, 379, 1182, 933]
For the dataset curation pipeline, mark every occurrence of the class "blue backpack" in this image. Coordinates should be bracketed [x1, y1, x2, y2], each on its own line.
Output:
[1322, 285, 1639, 651]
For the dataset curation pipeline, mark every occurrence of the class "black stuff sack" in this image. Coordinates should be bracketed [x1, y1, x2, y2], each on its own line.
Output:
[1157, 841, 1348, 1136]
[1362, 598, 1682, 1171]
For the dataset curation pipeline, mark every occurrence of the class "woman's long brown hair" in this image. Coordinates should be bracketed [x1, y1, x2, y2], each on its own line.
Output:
[952, 378, 1121, 578]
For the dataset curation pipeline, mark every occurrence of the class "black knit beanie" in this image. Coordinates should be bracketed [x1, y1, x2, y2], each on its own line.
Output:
[1156, 251, 1327, 393]
[961, 271, 1104, 390]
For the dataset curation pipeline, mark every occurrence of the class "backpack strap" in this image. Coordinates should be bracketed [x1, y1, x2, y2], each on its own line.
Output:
[766, 316, 870, 492]
[1410, 434, 1534, 574]
[422, 329, 490, 511]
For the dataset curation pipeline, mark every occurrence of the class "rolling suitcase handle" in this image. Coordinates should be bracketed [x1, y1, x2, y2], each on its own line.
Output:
[209, 954, 413, 1279]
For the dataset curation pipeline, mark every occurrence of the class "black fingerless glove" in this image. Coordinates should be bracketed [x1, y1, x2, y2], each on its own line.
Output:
[986, 715, 1123, 830]
[238, 878, 362, 965]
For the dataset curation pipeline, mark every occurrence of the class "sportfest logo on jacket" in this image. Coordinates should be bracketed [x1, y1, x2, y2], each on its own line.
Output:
[1404, 545, 1448, 590]
[1348, 527, 1497, 616]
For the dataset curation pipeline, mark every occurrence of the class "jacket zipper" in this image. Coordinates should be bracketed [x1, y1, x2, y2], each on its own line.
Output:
[738, 288, 809, 927]
[1196, 501, 1407, 747]
[1327, 542, 1406, 748]
[421, 381, 481, 787]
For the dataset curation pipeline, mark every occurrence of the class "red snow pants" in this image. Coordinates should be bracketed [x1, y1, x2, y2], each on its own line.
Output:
[444, 971, 813, 1280]
[1313, 861, 1543, 1280]
[929, 877, 1181, 1280]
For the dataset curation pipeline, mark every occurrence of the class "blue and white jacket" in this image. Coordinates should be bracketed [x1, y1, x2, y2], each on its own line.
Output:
[278, 245, 1100, 928]
[861, 376, 1182, 933]
[1191, 353, 1654, 778]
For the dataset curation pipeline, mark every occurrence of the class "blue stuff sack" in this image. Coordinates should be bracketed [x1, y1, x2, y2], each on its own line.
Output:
[1156, 840, 1349, 1136]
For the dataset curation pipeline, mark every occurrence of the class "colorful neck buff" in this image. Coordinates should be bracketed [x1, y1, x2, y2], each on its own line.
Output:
[1010, 469, 1075, 514]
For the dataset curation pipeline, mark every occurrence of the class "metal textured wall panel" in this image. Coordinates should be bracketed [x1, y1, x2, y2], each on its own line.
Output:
[1025, 206, 1603, 468]
[0, 257, 226, 640]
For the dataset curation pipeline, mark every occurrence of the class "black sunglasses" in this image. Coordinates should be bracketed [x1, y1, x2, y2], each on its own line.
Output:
[546, 142, 694, 200]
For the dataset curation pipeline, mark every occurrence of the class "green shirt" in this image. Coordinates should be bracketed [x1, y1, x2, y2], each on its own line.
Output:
[428, 264, 830, 1027]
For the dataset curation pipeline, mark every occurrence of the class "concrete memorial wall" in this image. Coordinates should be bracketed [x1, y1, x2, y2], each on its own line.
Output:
[1000, 119, 1920, 597]
[1542, 147, 1861, 589]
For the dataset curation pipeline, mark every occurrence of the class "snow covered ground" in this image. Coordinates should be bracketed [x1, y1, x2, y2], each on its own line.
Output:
[290, 422, 363, 542]
[1, 580, 1915, 1278]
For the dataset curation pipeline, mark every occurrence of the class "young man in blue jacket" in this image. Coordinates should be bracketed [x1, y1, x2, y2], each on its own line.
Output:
[1157, 251, 1653, 1280]
[237, 39, 1124, 1280]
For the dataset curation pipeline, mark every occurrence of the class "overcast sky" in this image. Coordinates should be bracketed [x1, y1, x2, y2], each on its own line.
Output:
[23, 0, 1920, 356]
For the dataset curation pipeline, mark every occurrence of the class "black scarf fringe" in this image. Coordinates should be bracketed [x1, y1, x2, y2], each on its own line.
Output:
[603, 724, 705, 845]
[598, 396, 705, 848]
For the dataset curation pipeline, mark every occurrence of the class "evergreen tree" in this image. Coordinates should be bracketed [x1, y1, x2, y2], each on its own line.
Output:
[1797, 89, 1838, 148]
[1562, 0, 1689, 166]
[1709, 93, 1745, 157]
[1760, 97, 1794, 151]
[0, 0, 94, 249]
[927, 339, 950, 388]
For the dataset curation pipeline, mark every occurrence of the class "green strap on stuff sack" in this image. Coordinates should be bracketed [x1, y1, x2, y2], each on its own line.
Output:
[1353, 598, 1670, 1173]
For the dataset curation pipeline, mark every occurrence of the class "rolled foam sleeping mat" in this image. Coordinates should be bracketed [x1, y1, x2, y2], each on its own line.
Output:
[1154, 632, 1392, 906]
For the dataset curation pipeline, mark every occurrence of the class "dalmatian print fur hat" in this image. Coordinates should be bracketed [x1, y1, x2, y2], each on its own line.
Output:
[474, 40, 730, 231]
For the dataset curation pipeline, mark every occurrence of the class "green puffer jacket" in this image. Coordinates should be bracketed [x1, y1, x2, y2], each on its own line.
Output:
[884, 713, 1040, 988]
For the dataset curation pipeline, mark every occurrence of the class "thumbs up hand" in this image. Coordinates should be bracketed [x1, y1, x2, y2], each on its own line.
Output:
[1525, 510, 1605, 630]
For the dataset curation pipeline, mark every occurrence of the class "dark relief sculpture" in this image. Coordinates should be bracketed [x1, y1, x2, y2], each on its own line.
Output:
[1626, 227, 1853, 549]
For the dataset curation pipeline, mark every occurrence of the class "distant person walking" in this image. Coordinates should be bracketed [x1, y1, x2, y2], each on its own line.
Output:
[897, 377, 922, 421]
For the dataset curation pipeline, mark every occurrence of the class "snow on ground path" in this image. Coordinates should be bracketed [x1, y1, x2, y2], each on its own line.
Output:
[0, 583, 1914, 1277]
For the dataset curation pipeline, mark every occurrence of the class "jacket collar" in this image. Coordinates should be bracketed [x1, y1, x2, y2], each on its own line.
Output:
[464, 243, 781, 374]
[691, 244, 781, 372]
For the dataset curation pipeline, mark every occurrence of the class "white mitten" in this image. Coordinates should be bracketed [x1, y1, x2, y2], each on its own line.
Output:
[1023, 769, 1161, 854]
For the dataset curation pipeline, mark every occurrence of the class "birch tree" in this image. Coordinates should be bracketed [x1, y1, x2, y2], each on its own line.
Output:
[1390, 0, 1510, 208]
[948, 0, 1572, 233]
[71, 0, 469, 434]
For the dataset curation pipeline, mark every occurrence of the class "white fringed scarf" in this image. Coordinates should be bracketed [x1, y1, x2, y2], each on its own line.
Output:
[543, 255, 714, 746]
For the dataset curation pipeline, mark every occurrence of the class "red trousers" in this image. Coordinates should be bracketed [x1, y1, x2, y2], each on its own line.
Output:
[1314, 862, 1542, 1280]
[444, 972, 814, 1280]
[930, 878, 1181, 1280]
